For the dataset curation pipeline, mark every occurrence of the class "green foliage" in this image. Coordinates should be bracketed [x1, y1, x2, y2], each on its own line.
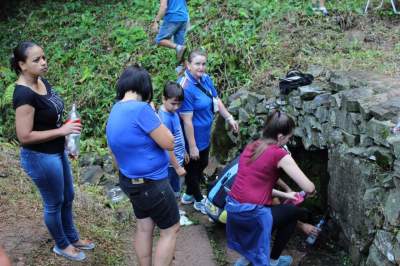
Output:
[0, 0, 397, 150]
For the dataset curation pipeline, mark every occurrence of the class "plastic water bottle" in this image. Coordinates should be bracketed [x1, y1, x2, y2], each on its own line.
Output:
[392, 119, 400, 135]
[107, 187, 124, 203]
[65, 103, 81, 157]
[306, 218, 325, 245]
[283, 191, 306, 206]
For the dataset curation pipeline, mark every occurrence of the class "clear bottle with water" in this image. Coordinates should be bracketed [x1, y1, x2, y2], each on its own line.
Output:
[306, 218, 324, 245]
[107, 186, 124, 203]
[392, 119, 400, 135]
[65, 103, 81, 157]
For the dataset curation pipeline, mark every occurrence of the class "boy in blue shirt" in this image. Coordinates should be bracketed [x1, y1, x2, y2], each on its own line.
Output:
[152, 0, 189, 63]
[158, 81, 187, 197]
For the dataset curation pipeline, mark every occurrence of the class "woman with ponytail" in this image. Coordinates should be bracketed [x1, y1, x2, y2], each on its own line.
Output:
[226, 110, 315, 266]
[11, 41, 94, 261]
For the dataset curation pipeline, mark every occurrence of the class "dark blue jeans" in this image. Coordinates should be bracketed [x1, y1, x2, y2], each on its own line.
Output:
[168, 167, 180, 193]
[20, 148, 79, 249]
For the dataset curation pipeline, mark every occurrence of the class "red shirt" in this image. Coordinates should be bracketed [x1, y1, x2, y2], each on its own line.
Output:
[229, 142, 288, 205]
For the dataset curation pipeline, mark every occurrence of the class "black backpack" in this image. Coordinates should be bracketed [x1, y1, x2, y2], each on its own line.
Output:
[279, 70, 314, 95]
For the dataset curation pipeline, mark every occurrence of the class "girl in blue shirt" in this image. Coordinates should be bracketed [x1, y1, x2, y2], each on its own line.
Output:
[178, 49, 239, 213]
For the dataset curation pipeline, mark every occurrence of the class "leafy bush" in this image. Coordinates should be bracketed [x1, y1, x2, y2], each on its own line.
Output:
[1, 0, 397, 152]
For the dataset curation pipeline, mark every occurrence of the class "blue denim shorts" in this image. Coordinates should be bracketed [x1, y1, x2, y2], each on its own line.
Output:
[155, 20, 187, 45]
[119, 173, 179, 229]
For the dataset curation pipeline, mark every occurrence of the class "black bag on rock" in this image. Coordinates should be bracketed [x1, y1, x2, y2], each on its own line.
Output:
[279, 70, 314, 95]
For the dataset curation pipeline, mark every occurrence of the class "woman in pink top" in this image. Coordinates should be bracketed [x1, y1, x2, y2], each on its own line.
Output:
[228, 110, 315, 266]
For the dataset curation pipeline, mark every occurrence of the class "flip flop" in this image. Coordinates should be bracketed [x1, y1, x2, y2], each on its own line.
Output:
[53, 246, 86, 261]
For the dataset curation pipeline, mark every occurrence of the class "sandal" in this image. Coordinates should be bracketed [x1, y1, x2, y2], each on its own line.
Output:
[53, 246, 86, 261]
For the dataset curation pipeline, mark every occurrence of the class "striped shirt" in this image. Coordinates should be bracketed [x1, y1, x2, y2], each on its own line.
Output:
[158, 106, 186, 166]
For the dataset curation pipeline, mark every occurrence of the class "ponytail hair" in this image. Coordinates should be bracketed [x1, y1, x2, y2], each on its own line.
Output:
[250, 110, 295, 161]
[10, 41, 38, 74]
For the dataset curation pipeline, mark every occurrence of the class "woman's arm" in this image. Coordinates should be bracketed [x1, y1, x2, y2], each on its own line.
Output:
[272, 189, 297, 200]
[278, 154, 315, 194]
[217, 99, 239, 133]
[15, 105, 81, 145]
[149, 124, 174, 151]
[180, 113, 199, 160]
[276, 178, 293, 192]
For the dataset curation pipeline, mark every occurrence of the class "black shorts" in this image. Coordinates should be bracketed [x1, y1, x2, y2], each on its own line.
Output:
[119, 173, 179, 229]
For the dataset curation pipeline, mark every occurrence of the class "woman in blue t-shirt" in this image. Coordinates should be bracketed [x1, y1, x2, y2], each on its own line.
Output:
[106, 65, 179, 266]
[11, 41, 94, 262]
[178, 49, 239, 213]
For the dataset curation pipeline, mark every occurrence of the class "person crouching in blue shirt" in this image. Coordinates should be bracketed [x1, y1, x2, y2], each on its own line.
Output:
[106, 65, 180, 266]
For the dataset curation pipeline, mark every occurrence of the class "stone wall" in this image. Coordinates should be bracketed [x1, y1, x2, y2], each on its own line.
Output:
[224, 67, 400, 265]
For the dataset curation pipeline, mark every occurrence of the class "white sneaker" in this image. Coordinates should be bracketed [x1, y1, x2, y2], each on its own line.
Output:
[179, 215, 193, 226]
[319, 6, 328, 16]
[193, 199, 207, 214]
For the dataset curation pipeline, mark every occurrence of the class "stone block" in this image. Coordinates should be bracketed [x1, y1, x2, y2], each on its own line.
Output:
[342, 131, 360, 147]
[256, 101, 268, 114]
[238, 109, 250, 123]
[307, 64, 325, 77]
[366, 244, 395, 266]
[288, 96, 302, 109]
[366, 118, 394, 147]
[384, 190, 400, 226]
[315, 106, 330, 123]
[329, 72, 352, 91]
[360, 135, 374, 147]
[387, 135, 400, 159]
[247, 92, 264, 106]
[332, 108, 360, 135]
[244, 101, 256, 114]
[80, 165, 104, 185]
[339, 88, 374, 113]
[299, 85, 324, 100]
[228, 89, 248, 102]
[304, 115, 322, 131]
[373, 230, 397, 264]
[366, 146, 394, 170]
[310, 93, 331, 109]
[369, 97, 400, 121]
[228, 98, 242, 115]
[302, 101, 315, 114]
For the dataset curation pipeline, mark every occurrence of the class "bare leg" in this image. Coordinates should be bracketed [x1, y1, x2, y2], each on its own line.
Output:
[154, 222, 180, 266]
[158, 39, 177, 49]
[135, 218, 155, 266]
[0, 247, 11, 266]
[319, 0, 326, 7]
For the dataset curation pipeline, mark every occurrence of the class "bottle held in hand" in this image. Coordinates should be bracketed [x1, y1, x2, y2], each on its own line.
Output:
[65, 103, 81, 157]
[306, 218, 324, 245]
[283, 191, 306, 206]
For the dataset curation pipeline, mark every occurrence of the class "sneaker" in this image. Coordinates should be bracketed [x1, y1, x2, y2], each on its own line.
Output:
[193, 199, 207, 214]
[179, 215, 193, 226]
[176, 45, 186, 63]
[179, 209, 186, 216]
[319, 6, 328, 16]
[181, 193, 195, 204]
[234, 256, 250, 266]
[270, 255, 293, 266]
